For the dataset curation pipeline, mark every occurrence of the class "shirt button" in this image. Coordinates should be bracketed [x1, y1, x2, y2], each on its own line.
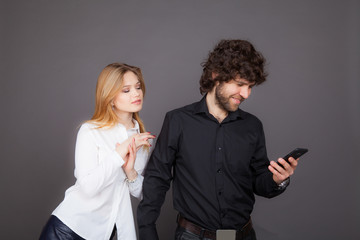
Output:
[218, 147, 222, 150]
[218, 191, 222, 195]
[217, 168, 222, 174]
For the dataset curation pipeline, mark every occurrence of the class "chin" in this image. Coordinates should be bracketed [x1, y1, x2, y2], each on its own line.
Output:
[133, 106, 143, 112]
[228, 108, 238, 112]
[225, 104, 240, 112]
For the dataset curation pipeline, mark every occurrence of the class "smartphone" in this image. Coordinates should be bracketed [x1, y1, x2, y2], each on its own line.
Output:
[278, 148, 308, 167]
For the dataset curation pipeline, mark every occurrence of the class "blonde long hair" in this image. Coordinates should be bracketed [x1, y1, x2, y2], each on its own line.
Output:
[88, 63, 146, 132]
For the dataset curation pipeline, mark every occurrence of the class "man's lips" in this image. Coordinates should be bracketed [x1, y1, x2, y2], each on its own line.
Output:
[231, 97, 242, 104]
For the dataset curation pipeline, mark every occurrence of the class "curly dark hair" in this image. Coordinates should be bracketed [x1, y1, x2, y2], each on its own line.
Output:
[199, 39, 268, 94]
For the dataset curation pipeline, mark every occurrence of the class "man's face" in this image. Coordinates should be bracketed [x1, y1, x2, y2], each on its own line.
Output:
[215, 78, 254, 112]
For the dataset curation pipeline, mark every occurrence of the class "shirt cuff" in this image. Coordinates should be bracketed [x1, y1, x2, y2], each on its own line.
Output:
[128, 174, 144, 199]
[277, 177, 290, 190]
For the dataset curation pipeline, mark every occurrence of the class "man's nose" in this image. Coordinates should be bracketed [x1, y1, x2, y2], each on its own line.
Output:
[240, 86, 251, 99]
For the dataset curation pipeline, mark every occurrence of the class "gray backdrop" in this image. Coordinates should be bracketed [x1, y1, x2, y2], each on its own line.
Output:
[1, 0, 359, 239]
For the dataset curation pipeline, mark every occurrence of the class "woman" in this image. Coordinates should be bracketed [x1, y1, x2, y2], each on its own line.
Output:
[40, 63, 155, 240]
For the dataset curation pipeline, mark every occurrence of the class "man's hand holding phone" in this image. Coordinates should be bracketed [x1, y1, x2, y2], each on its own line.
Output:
[268, 148, 308, 185]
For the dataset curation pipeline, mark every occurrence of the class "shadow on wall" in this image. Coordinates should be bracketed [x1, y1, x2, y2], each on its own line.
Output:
[254, 224, 279, 240]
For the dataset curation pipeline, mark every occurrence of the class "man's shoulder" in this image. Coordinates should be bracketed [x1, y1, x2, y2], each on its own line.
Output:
[238, 108, 263, 125]
[165, 101, 199, 117]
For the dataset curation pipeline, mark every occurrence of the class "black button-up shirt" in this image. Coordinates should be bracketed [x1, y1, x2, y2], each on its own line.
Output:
[138, 96, 285, 239]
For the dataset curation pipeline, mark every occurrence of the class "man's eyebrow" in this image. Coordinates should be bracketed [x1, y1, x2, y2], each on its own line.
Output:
[234, 79, 251, 85]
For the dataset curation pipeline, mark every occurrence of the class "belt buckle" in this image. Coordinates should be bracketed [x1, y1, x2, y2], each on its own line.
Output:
[216, 229, 236, 240]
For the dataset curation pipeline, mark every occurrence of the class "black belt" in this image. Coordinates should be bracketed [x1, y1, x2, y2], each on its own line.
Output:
[177, 214, 253, 240]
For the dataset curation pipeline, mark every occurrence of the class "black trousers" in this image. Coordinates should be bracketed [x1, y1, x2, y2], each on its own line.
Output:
[39, 215, 85, 240]
[39, 215, 117, 240]
[174, 225, 257, 240]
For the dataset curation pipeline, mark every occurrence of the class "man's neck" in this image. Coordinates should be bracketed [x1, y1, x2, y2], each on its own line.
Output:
[206, 91, 228, 123]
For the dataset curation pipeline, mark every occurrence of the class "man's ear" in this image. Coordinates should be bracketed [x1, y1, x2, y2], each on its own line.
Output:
[211, 72, 218, 80]
[212, 72, 220, 87]
[211, 72, 220, 87]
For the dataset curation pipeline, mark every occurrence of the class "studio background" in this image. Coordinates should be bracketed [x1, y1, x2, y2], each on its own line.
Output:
[1, 0, 359, 239]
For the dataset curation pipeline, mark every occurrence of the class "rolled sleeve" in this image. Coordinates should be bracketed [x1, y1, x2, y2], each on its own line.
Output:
[128, 173, 144, 199]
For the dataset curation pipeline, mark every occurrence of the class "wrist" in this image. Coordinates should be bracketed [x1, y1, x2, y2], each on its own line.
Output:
[125, 169, 138, 182]
[115, 147, 127, 159]
[276, 177, 290, 190]
[115, 139, 132, 159]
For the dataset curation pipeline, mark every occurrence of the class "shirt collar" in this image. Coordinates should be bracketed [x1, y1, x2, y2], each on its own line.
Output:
[132, 119, 140, 131]
[194, 95, 209, 114]
[194, 94, 244, 121]
[117, 119, 140, 133]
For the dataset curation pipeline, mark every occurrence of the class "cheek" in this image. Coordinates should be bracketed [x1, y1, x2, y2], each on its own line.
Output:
[114, 94, 127, 106]
[227, 87, 239, 96]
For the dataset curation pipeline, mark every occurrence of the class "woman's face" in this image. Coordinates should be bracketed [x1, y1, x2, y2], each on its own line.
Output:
[112, 71, 143, 116]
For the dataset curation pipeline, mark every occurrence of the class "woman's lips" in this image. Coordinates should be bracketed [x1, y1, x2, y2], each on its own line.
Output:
[132, 99, 142, 104]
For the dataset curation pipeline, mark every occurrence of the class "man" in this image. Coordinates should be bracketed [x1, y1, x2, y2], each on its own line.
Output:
[137, 39, 299, 240]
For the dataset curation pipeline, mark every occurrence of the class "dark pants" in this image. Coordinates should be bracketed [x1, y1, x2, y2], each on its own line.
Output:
[39, 215, 118, 240]
[174, 225, 257, 240]
[39, 215, 85, 240]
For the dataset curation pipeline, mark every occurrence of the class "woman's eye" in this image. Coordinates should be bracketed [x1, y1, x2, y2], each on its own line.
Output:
[122, 89, 130, 93]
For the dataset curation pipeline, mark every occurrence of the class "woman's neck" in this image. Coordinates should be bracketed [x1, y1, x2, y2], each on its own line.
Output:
[116, 112, 134, 129]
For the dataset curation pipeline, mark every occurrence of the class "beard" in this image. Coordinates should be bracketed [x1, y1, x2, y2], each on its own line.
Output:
[215, 83, 244, 112]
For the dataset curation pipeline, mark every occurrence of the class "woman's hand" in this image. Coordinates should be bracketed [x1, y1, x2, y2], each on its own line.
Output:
[130, 132, 156, 150]
[122, 138, 138, 181]
[115, 132, 155, 159]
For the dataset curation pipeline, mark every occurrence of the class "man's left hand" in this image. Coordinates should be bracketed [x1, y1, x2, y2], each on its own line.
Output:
[268, 157, 299, 185]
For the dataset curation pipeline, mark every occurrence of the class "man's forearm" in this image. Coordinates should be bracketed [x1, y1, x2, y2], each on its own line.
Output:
[137, 159, 172, 240]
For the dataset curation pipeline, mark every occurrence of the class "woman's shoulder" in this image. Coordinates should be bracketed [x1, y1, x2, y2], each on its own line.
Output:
[78, 121, 118, 135]
[79, 122, 98, 130]
[77, 122, 103, 136]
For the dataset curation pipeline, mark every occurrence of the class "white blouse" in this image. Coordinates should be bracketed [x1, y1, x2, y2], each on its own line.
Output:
[52, 120, 149, 240]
